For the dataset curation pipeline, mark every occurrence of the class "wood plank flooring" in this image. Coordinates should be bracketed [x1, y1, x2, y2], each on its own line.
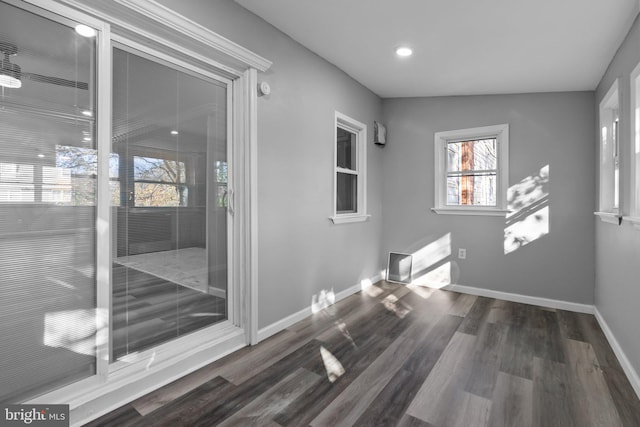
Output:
[86, 281, 640, 426]
[112, 265, 226, 360]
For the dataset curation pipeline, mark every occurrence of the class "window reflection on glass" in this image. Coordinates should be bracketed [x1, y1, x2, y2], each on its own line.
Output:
[337, 172, 357, 213]
[613, 117, 619, 209]
[0, 0, 97, 403]
[109, 153, 120, 206]
[0, 163, 35, 202]
[52, 145, 97, 206]
[215, 160, 227, 208]
[336, 125, 359, 214]
[337, 127, 356, 171]
[111, 47, 228, 362]
[133, 156, 187, 207]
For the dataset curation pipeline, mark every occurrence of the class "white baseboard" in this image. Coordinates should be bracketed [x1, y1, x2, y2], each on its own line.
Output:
[594, 308, 640, 400]
[256, 274, 381, 343]
[444, 284, 594, 314]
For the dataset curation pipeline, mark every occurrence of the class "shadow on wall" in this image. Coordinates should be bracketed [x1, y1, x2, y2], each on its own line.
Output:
[504, 165, 550, 255]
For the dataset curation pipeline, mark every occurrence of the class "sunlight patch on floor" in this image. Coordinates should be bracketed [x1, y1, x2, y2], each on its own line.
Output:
[320, 346, 345, 382]
[382, 294, 412, 318]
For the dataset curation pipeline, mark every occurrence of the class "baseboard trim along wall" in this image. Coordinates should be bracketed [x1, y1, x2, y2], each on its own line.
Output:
[594, 308, 640, 400]
[256, 274, 380, 343]
[444, 284, 595, 314]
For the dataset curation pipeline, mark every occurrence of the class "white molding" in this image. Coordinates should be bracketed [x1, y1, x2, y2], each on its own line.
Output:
[444, 284, 594, 314]
[333, 111, 368, 221]
[95, 19, 113, 380]
[434, 123, 509, 213]
[114, 0, 271, 71]
[598, 79, 620, 213]
[256, 306, 312, 344]
[54, 0, 271, 77]
[595, 211, 622, 225]
[256, 275, 380, 343]
[65, 332, 245, 426]
[247, 68, 260, 345]
[431, 208, 509, 217]
[594, 308, 640, 400]
[630, 61, 640, 218]
[329, 214, 371, 224]
[28, 324, 244, 417]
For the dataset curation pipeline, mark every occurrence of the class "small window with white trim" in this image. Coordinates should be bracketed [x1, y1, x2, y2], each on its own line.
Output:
[596, 79, 621, 224]
[628, 63, 640, 229]
[433, 124, 509, 216]
[331, 112, 367, 223]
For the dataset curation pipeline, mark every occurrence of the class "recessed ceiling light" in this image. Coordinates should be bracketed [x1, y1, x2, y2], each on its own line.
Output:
[81, 110, 93, 117]
[37, 153, 45, 158]
[83, 137, 92, 142]
[170, 130, 179, 135]
[396, 47, 413, 57]
[75, 24, 96, 38]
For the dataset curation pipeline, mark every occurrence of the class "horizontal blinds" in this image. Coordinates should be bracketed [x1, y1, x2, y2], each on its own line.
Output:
[0, 1, 97, 403]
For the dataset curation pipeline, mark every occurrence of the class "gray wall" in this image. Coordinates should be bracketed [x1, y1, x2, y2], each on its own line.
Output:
[156, 0, 384, 328]
[381, 93, 596, 303]
[595, 13, 640, 379]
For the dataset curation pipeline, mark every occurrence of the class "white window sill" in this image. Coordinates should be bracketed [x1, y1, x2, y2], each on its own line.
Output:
[622, 216, 640, 230]
[431, 207, 509, 217]
[329, 214, 370, 224]
[594, 211, 622, 225]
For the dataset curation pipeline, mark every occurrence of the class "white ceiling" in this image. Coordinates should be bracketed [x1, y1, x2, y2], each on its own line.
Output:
[235, 0, 640, 98]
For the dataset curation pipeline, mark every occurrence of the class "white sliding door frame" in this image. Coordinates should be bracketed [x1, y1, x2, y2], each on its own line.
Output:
[15, 0, 268, 419]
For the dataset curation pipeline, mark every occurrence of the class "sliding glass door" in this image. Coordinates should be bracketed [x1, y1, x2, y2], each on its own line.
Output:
[0, 0, 247, 405]
[110, 47, 229, 361]
[0, 1, 97, 402]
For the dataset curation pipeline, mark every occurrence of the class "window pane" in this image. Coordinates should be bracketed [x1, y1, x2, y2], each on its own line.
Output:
[337, 172, 357, 213]
[112, 48, 228, 361]
[447, 139, 497, 172]
[0, 1, 96, 402]
[134, 156, 185, 183]
[337, 127, 357, 171]
[0, 163, 35, 202]
[447, 173, 497, 206]
[613, 118, 620, 209]
[134, 182, 187, 207]
[51, 145, 98, 206]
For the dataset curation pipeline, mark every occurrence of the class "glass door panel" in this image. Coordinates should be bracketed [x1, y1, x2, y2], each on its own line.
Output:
[0, 1, 97, 403]
[111, 47, 228, 361]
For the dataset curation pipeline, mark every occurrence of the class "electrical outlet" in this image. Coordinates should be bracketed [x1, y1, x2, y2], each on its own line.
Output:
[458, 248, 467, 259]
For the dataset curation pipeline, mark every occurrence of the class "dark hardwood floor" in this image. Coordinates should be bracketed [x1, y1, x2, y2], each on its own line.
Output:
[86, 281, 640, 426]
[112, 265, 226, 360]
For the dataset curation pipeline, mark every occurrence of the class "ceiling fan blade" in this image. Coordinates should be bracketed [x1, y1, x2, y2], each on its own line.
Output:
[23, 72, 88, 90]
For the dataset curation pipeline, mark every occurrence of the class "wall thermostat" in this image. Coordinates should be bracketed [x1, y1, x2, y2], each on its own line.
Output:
[259, 81, 271, 96]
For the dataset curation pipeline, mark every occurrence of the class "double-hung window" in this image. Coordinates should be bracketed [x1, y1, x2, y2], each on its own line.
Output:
[627, 62, 640, 229]
[331, 112, 368, 223]
[433, 124, 509, 216]
[596, 79, 621, 224]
